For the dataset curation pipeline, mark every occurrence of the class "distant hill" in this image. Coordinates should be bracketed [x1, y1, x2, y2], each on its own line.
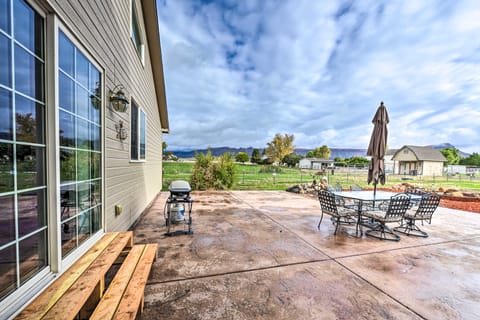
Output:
[168, 142, 469, 159]
[169, 147, 368, 159]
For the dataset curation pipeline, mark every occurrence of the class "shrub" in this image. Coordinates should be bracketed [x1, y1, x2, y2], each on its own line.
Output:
[190, 151, 236, 190]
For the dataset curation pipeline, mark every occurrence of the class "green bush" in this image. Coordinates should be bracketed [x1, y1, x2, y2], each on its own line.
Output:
[190, 151, 236, 190]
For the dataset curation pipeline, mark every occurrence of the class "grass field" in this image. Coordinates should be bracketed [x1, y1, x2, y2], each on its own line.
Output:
[163, 161, 480, 192]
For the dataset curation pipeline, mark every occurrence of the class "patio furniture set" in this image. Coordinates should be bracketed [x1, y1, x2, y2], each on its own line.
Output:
[317, 188, 441, 241]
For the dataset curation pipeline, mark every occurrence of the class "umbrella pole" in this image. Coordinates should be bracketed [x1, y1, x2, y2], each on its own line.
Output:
[373, 182, 377, 207]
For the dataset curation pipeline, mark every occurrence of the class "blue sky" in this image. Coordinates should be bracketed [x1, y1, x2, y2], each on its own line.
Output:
[156, 0, 480, 153]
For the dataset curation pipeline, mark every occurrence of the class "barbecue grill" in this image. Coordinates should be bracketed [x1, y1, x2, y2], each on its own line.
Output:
[164, 180, 193, 236]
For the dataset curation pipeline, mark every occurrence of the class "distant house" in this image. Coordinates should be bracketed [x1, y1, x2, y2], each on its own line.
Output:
[384, 149, 398, 174]
[299, 158, 334, 170]
[392, 146, 446, 176]
[0, 0, 169, 317]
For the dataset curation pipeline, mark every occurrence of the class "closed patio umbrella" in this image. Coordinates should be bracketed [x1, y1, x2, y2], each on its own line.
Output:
[367, 101, 389, 201]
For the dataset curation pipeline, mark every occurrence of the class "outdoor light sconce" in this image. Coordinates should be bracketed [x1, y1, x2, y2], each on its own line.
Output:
[109, 85, 129, 112]
[115, 120, 128, 141]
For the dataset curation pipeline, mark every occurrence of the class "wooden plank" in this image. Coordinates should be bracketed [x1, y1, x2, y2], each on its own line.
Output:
[89, 245, 146, 320]
[15, 232, 119, 320]
[41, 232, 133, 320]
[113, 243, 158, 320]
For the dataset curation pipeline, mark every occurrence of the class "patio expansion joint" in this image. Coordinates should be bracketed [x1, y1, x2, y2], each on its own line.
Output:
[146, 258, 334, 287]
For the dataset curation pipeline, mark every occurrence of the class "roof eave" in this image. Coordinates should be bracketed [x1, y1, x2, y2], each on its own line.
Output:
[142, 0, 169, 132]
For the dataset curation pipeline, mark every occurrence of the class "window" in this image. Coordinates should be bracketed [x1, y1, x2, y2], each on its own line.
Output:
[131, 0, 144, 63]
[130, 101, 146, 160]
[0, 0, 47, 300]
[58, 30, 102, 258]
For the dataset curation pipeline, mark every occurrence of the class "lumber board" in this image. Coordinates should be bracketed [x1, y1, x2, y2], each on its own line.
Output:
[89, 245, 146, 320]
[15, 232, 119, 320]
[41, 231, 134, 319]
[113, 243, 158, 319]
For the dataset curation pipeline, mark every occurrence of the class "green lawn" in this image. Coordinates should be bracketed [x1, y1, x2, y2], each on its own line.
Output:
[162, 162, 480, 192]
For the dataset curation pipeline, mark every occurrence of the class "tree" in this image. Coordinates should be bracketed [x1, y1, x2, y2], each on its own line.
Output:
[235, 152, 249, 163]
[306, 145, 331, 159]
[264, 133, 294, 164]
[251, 148, 262, 164]
[346, 156, 370, 166]
[283, 153, 303, 167]
[459, 152, 480, 166]
[440, 147, 460, 165]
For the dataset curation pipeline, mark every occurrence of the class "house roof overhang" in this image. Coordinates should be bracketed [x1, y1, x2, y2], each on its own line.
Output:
[142, 0, 169, 133]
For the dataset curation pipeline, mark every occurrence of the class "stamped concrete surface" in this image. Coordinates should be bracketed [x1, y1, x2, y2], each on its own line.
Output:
[133, 191, 480, 320]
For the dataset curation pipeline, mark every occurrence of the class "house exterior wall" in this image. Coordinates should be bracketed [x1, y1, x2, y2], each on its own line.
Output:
[0, 0, 166, 317]
[422, 161, 444, 176]
[299, 159, 312, 169]
[392, 148, 418, 161]
[46, 0, 164, 232]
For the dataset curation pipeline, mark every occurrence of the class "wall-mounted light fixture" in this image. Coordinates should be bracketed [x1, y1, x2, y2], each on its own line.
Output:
[109, 85, 129, 112]
[115, 120, 128, 140]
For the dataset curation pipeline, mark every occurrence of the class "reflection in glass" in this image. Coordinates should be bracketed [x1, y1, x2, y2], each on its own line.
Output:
[16, 94, 45, 144]
[0, 195, 15, 246]
[91, 206, 101, 233]
[15, 44, 44, 101]
[59, 148, 76, 183]
[130, 103, 138, 159]
[59, 111, 75, 147]
[61, 217, 77, 257]
[77, 150, 90, 181]
[76, 52, 89, 88]
[76, 84, 89, 119]
[59, 72, 74, 112]
[92, 180, 101, 207]
[90, 152, 101, 179]
[90, 96, 100, 124]
[78, 210, 91, 245]
[89, 65, 100, 96]
[19, 230, 47, 285]
[60, 184, 77, 221]
[58, 31, 74, 77]
[0, 34, 11, 86]
[90, 123, 100, 151]
[18, 189, 46, 237]
[0, 245, 16, 300]
[0, 0, 10, 34]
[76, 117, 89, 149]
[14, 0, 43, 57]
[140, 111, 146, 159]
[16, 145, 45, 190]
[0, 143, 14, 193]
[0, 88, 13, 140]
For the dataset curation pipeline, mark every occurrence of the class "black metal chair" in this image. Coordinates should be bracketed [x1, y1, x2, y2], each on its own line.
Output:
[318, 190, 357, 235]
[362, 193, 411, 241]
[394, 193, 440, 237]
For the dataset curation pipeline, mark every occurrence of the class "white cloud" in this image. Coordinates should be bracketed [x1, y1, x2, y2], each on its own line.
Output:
[157, 0, 480, 154]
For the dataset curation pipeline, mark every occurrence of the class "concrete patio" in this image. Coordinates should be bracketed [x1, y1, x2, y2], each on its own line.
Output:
[133, 191, 480, 320]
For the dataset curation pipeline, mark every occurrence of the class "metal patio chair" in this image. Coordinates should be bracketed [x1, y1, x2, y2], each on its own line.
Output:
[318, 190, 357, 235]
[394, 193, 440, 237]
[361, 193, 411, 241]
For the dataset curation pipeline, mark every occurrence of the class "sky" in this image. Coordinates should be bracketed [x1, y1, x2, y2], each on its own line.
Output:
[156, 0, 480, 154]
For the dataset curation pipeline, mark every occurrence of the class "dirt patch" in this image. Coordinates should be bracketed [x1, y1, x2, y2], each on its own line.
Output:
[440, 198, 480, 213]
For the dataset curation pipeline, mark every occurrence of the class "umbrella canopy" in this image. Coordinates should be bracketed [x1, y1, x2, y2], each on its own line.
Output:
[367, 101, 389, 187]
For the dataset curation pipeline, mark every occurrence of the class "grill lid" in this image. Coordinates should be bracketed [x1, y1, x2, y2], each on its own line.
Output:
[169, 180, 191, 193]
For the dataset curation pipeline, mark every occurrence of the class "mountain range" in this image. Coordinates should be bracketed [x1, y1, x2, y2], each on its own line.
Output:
[167, 143, 470, 159]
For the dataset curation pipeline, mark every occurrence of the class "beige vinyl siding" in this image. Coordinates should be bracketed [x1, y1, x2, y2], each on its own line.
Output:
[47, 0, 165, 231]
